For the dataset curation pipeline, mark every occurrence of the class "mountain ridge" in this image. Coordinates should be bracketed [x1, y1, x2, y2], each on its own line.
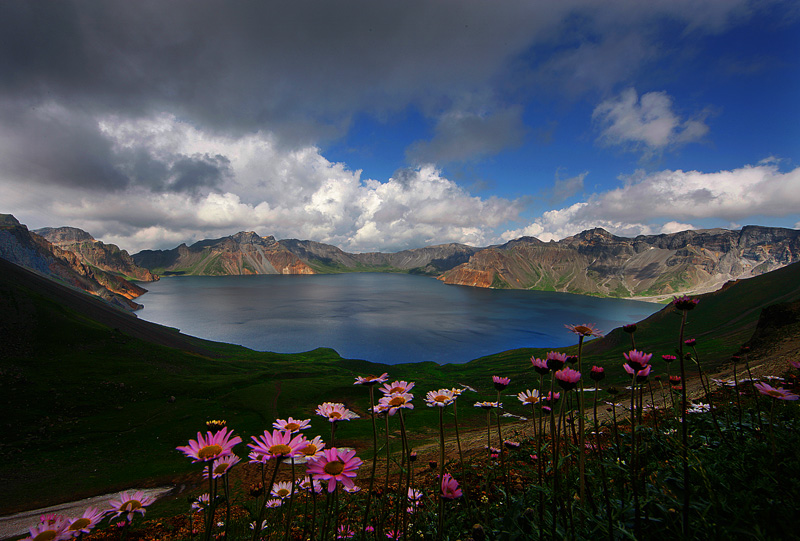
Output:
[0, 215, 146, 311]
[439, 225, 800, 299]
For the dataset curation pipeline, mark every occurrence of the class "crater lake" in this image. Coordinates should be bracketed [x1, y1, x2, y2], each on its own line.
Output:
[135, 273, 662, 365]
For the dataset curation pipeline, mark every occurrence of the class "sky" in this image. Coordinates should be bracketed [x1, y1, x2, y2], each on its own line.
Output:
[1, 1, 799, 254]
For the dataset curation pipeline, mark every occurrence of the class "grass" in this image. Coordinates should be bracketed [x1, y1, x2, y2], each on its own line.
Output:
[2, 259, 800, 538]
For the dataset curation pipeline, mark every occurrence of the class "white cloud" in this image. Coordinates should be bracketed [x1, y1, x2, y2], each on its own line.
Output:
[593, 88, 710, 155]
[660, 221, 696, 234]
[502, 161, 800, 241]
[5, 114, 525, 253]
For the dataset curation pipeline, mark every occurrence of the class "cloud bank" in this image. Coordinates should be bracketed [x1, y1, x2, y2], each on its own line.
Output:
[502, 161, 800, 241]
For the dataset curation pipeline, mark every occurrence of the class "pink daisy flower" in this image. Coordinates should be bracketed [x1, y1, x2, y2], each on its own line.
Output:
[754, 382, 800, 400]
[492, 375, 511, 390]
[271, 481, 294, 499]
[380, 380, 415, 395]
[265, 498, 283, 508]
[298, 435, 326, 461]
[176, 427, 242, 463]
[316, 402, 360, 422]
[191, 493, 210, 511]
[474, 400, 500, 410]
[517, 389, 540, 405]
[590, 366, 605, 382]
[546, 351, 568, 371]
[66, 507, 106, 536]
[543, 391, 560, 402]
[204, 454, 241, 479]
[790, 360, 800, 369]
[378, 392, 414, 416]
[531, 356, 549, 375]
[297, 475, 325, 494]
[673, 295, 699, 311]
[555, 367, 581, 391]
[306, 448, 363, 492]
[565, 323, 604, 338]
[248, 430, 309, 463]
[337, 525, 356, 539]
[440, 473, 462, 499]
[25, 515, 70, 541]
[425, 388, 456, 407]
[354, 372, 390, 385]
[273, 417, 311, 433]
[108, 490, 155, 522]
[623, 349, 653, 372]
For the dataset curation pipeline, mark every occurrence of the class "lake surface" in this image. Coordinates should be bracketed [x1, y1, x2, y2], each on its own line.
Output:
[135, 273, 661, 365]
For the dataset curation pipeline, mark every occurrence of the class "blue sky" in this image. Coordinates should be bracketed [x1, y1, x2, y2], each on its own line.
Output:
[1, 1, 799, 253]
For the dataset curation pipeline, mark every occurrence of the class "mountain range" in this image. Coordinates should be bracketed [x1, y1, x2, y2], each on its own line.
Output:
[0, 214, 156, 311]
[130, 223, 800, 300]
[2, 212, 799, 309]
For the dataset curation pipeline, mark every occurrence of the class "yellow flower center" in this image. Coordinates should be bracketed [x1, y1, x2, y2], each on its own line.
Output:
[389, 386, 404, 393]
[69, 518, 91, 531]
[285, 422, 301, 431]
[301, 444, 318, 456]
[33, 532, 57, 541]
[323, 460, 345, 476]
[213, 463, 229, 475]
[329, 411, 342, 419]
[269, 444, 292, 456]
[389, 396, 405, 406]
[434, 395, 448, 402]
[198, 444, 223, 460]
[276, 488, 290, 497]
[121, 500, 142, 511]
[525, 397, 539, 404]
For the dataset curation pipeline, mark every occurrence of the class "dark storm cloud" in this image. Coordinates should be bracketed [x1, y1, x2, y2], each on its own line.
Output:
[0, 100, 129, 190]
[0, 1, 547, 137]
[121, 149, 232, 194]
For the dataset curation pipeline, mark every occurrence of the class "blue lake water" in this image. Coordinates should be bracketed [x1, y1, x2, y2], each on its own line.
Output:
[135, 273, 661, 365]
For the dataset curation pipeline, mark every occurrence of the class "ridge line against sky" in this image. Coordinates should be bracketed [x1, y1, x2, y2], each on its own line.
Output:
[1, 0, 798, 254]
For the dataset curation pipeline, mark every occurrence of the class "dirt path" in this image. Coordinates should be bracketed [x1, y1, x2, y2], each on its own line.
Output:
[0, 487, 174, 541]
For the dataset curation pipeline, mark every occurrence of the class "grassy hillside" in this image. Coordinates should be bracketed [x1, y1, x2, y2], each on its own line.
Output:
[2, 257, 800, 514]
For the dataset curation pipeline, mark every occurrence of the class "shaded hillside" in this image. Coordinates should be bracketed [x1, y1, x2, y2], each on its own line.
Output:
[0, 257, 215, 358]
[279, 238, 480, 274]
[439, 226, 800, 299]
[133, 231, 314, 276]
[0, 215, 145, 310]
[35, 226, 158, 283]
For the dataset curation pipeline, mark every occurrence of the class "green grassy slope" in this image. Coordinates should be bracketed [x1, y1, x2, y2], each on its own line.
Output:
[1, 257, 799, 514]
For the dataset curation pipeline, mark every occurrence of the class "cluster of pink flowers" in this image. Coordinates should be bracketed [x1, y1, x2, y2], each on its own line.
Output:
[372, 379, 416, 416]
[23, 491, 156, 541]
[316, 402, 361, 423]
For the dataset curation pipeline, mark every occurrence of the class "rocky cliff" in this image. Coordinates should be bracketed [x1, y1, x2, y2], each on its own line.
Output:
[438, 226, 800, 299]
[133, 231, 314, 276]
[0, 215, 144, 310]
[35, 226, 158, 283]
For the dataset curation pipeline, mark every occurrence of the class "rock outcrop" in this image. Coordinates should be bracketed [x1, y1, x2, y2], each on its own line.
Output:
[0, 215, 144, 310]
[133, 231, 315, 276]
[438, 226, 800, 299]
[35, 226, 158, 283]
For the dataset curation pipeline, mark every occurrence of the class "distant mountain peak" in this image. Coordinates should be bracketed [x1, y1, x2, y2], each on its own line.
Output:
[35, 226, 95, 243]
